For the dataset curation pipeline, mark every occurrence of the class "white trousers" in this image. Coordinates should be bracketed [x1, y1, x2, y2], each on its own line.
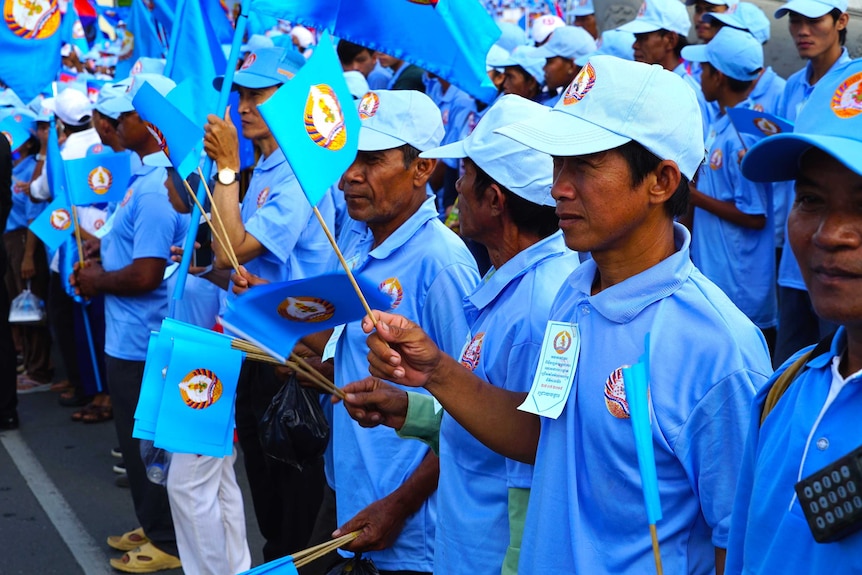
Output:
[167, 449, 252, 575]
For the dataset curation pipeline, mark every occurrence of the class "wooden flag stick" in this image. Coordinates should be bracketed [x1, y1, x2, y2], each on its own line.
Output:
[181, 179, 241, 273]
[196, 167, 238, 271]
[229, 338, 343, 398]
[293, 531, 360, 567]
[70, 205, 86, 266]
[650, 524, 663, 575]
[289, 352, 344, 400]
[312, 206, 378, 328]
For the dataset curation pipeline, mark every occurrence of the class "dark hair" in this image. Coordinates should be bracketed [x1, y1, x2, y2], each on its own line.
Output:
[615, 140, 690, 218]
[660, 30, 689, 59]
[397, 143, 422, 169]
[829, 8, 847, 45]
[65, 119, 92, 133]
[507, 65, 541, 99]
[93, 109, 119, 130]
[468, 158, 560, 238]
[336, 39, 372, 65]
[727, 76, 756, 93]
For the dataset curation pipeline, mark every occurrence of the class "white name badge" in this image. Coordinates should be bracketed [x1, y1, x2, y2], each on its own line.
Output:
[518, 321, 580, 419]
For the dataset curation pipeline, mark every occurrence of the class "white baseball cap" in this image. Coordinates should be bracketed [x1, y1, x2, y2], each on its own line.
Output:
[774, 0, 846, 18]
[533, 26, 598, 60]
[495, 56, 704, 180]
[681, 26, 763, 81]
[618, 0, 692, 36]
[421, 95, 554, 206]
[356, 90, 444, 152]
[42, 88, 92, 126]
[532, 15, 565, 44]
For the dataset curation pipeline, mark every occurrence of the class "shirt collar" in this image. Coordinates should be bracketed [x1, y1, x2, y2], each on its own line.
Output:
[468, 231, 569, 311]
[134, 154, 163, 177]
[368, 196, 439, 260]
[255, 146, 286, 172]
[804, 48, 851, 88]
[568, 223, 693, 324]
[807, 326, 847, 370]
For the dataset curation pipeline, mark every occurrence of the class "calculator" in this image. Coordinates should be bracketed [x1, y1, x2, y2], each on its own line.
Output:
[795, 444, 862, 543]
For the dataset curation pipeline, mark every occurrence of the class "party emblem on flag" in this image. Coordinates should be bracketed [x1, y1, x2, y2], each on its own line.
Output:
[88, 166, 113, 195]
[49, 207, 71, 230]
[553, 330, 572, 354]
[563, 63, 595, 106]
[379, 277, 403, 310]
[459, 332, 485, 371]
[358, 92, 380, 119]
[256, 187, 270, 208]
[831, 71, 862, 119]
[3, 0, 61, 39]
[277, 296, 336, 322]
[178, 368, 223, 409]
[753, 117, 781, 136]
[145, 122, 170, 157]
[709, 148, 723, 170]
[604, 366, 630, 419]
[304, 84, 347, 151]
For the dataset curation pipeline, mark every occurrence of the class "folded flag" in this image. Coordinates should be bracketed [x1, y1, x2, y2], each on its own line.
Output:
[727, 108, 794, 142]
[258, 32, 359, 207]
[65, 149, 132, 205]
[30, 194, 73, 251]
[221, 272, 391, 364]
[238, 555, 298, 575]
[133, 332, 173, 441]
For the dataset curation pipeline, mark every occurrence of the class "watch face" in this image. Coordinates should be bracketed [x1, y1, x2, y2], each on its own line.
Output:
[219, 169, 235, 184]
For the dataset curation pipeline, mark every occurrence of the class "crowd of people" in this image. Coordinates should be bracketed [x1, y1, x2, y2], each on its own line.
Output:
[0, 0, 860, 573]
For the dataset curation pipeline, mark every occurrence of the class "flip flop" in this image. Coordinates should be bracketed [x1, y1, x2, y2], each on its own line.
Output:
[109, 542, 181, 573]
[106, 527, 149, 552]
[82, 405, 113, 424]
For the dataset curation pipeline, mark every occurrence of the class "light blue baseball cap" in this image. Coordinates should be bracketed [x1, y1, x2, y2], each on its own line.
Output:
[704, 2, 771, 44]
[618, 0, 691, 36]
[570, 0, 596, 17]
[681, 26, 762, 81]
[356, 90, 444, 152]
[0, 111, 35, 152]
[100, 74, 177, 116]
[421, 95, 554, 207]
[742, 59, 862, 181]
[213, 47, 305, 91]
[575, 29, 636, 66]
[487, 47, 547, 85]
[774, 0, 847, 18]
[241, 34, 275, 55]
[94, 80, 132, 119]
[130, 57, 166, 76]
[495, 22, 529, 53]
[533, 26, 597, 60]
[495, 56, 704, 180]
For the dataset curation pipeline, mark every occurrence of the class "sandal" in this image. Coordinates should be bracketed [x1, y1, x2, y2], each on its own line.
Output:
[82, 405, 113, 424]
[107, 527, 149, 552]
[109, 542, 181, 573]
[71, 404, 97, 422]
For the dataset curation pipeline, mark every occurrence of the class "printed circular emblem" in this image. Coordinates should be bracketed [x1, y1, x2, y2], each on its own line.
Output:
[563, 62, 596, 106]
[709, 148, 723, 170]
[752, 103, 764, 112]
[4, 0, 61, 39]
[304, 84, 347, 151]
[378, 277, 403, 310]
[120, 188, 133, 207]
[94, 219, 104, 230]
[637, 1, 647, 17]
[277, 296, 336, 322]
[553, 330, 572, 354]
[49, 208, 71, 231]
[256, 187, 270, 208]
[604, 366, 630, 419]
[830, 71, 862, 119]
[72, 19, 84, 39]
[240, 52, 256, 70]
[178, 368, 223, 410]
[88, 166, 113, 195]
[145, 122, 170, 157]
[358, 92, 380, 120]
[90, 143, 104, 154]
[1, 131, 11, 146]
[753, 117, 780, 136]
[459, 332, 485, 371]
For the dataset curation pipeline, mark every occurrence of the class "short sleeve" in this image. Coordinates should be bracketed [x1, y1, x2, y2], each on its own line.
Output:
[421, 263, 479, 358]
[244, 180, 312, 264]
[131, 191, 177, 261]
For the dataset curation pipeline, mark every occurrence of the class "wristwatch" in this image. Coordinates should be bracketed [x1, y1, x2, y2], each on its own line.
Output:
[217, 167, 238, 185]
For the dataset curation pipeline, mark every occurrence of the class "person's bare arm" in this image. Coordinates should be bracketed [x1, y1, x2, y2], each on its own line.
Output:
[715, 547, 726, 575]
[72, 258, 165, 297]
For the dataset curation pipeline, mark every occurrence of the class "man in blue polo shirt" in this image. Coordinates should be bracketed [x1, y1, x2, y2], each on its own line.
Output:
[203, 46, 336, 562]
[727, 57, 862, 575]
[74, 73, 187, 574]
[771, 0, 851, 366]
[302, 89, 480, 574]
[340, 95, 579, 575]
[357, 57, 771, 574]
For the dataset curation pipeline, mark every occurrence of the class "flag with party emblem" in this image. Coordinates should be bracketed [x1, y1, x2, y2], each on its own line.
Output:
[258, 33, 359, 207]
[65, 149, 131, 205]
[131, 80, 204, 178]
[154, 337, 242, 457]
[0, 113, 34, 153]
[220, 271, 391, 364]
[133, 332, 173, 440]
[29, 194, 73, 251]
[726, 108, 794, 142]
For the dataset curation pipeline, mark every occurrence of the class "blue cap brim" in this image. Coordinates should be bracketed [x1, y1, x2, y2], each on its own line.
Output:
[212, 71, 283, 92]
[680, 44, 710, 63]
[774, 0, 837, 18]
[358, 127, 408, 152]
[742, 133, 862, 181]
[420, 140, 467, 160]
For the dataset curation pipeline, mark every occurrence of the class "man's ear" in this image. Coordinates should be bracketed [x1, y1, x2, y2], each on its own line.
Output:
[413, 157, 437, 187]
[486, 182, 506, 216]
[648, 160, 683, 207]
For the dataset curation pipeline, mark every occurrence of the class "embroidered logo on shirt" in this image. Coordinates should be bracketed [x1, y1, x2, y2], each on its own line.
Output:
[554, 330, 572, 354]
[459, 332, 485, 371]
[378, 277, 403, 310]
[563, 62, 595, 106]
[358, 92, 380, 120]
[709, 148, 723, 170]
[120, 188, 133, 207]
[94, 219, 104, 230]
[831, 71, 862, 119]
[49, 208, 71, 231]
[304, 84, 347, 151]
[256, 187, 270, 208]
[277, 296, 336, 322]
[90, 143, 104, 154]
[753, 117, 781, 136]
[4, 0, 61, 39]
[604, 366, 630, 419]
[752, 103, 764, 112]
[88, 166, 113, 195]
[178, 368, 223, 409]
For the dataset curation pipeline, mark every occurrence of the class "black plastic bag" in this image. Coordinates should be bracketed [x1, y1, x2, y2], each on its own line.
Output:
[324, 554, 379, 575]
[258, 374, 330, 469]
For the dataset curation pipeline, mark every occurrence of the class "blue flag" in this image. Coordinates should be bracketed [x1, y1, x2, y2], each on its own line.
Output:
[62, 3, 90, 54]
[65, 150, 132, 205]
[58, 236, 84, 304]
[726, 108, 794, 142]
[621, 334, 662, 525]
[0, 114, 33, 153]
[258, 33, 360, 207]
[239, 555, 298, 575]
[150, 0, 176, 39]
[29, 194, 73, 251]
[134, 332, 174, 440]
[46, 115, 68, 203]
[154, 337, 242, 457]
[116, 0, 165, 80]
[132, 80, 204, 178]
[248, 0, 500, 103]
[221, 272, 391, 364]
